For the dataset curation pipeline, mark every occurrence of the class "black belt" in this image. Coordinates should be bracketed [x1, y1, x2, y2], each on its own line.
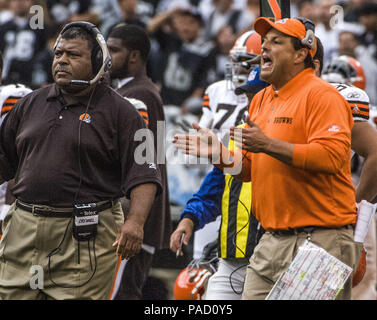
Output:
[268, 224, 353, 236]
[16, 200, 113, 218]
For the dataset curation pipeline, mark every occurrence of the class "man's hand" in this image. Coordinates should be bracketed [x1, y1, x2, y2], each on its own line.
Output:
[173, 122, 222, 161]
[113, 183, 156, 260]
[170, 218, 194, 256]
[230, 115, 270, 153]
[113, 219, 143, 260]
[230, 115, 294, 165]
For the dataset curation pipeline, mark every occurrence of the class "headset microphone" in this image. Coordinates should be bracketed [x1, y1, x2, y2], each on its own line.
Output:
[54, 21, 112, 86]
[70, 80, 90, 86]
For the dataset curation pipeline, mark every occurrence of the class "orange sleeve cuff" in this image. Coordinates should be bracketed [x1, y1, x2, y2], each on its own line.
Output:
[292, 144, 309, 169]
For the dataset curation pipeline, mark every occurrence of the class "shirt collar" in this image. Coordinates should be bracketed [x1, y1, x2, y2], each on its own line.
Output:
[267, 68, 315, 101]
[117, 76, 134, 89]
[46, 83, 104, 107]
[46, 83, 60, 101]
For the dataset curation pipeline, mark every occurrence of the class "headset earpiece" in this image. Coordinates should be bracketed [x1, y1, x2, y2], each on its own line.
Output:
[301, 29, 315, 49]
[91, 45, 103, 75]
[294, 17, 316, 50]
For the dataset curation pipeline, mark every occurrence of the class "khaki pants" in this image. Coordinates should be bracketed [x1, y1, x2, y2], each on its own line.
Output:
[242, 226, 363, 300]
[0, 201, 124, 300]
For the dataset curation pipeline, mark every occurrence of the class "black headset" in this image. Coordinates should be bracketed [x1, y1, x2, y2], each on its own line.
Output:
[294, 17, 316, 50]
[53, 21, 112, 86]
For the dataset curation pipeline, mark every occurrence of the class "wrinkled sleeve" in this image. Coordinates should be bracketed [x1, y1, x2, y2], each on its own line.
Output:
[118, 102, 162, 199]
[292, 89, 353, 174]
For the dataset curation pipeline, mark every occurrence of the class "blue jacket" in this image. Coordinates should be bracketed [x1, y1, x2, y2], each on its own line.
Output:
[180, 166, 224, 230]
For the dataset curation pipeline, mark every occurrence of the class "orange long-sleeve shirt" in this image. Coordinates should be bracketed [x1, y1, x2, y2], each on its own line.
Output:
[241, 68, 357, 230]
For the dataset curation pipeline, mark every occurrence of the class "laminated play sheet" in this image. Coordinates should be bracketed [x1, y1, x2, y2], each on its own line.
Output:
[266, 241, 353, 300]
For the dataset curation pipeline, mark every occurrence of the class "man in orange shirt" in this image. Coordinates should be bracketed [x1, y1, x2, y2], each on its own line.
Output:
[174, 17, 362, 300]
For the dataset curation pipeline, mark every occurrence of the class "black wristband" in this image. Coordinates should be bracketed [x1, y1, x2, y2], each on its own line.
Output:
[181, 212, 199, 231]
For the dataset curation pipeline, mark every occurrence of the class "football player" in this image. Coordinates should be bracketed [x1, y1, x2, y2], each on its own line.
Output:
[0, 52, 32, 234]
[199, 30, 263, 141]
[321, 55, 377, 204]
[318, 45, 377, 300]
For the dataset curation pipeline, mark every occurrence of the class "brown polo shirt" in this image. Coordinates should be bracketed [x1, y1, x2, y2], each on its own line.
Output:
[0, 82, 162, 207]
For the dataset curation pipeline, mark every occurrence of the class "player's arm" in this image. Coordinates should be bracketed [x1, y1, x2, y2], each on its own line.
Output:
[351, 121, 377, 202]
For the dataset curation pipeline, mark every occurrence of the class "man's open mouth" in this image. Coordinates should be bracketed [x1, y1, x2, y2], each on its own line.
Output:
[261, 55, 273, 70]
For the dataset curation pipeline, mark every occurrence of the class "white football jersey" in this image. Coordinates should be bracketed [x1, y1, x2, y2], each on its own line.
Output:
[124, 97, 149, 125]
[331, 82, 373, 167]
[331, 83, 370, 160]
[0, 83, 32, 126]
[330, 83, 370, 123]
[0, 83, 32, 220]
[198, 79, 249, 142]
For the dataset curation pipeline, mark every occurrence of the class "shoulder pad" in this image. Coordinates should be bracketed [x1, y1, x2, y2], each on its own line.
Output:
[0, 84, 32, 116]
[331, 83, 369, 104]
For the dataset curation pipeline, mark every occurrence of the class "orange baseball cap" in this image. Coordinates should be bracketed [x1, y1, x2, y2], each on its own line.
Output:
[254, 17, 317, 58]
